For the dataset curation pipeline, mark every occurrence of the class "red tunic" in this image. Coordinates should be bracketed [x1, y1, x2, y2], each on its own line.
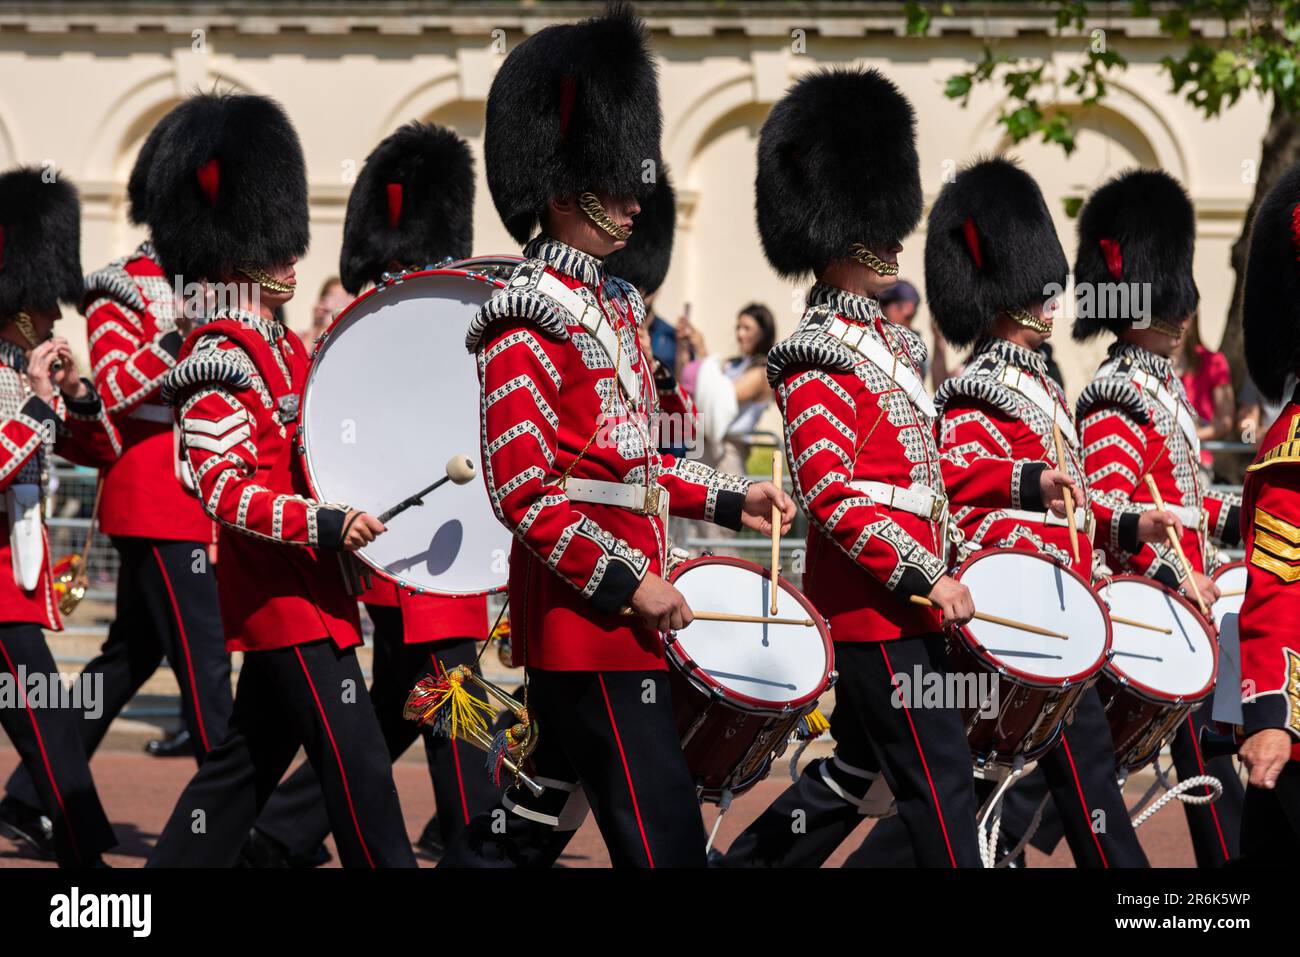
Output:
[165, 312, 360, 653]
[469, 237, 750, 671]
[83, 243, 213, 541]
[0, 340, 121, 628]
[936, 337, 1091, 579]
[770, 283, 945, 643]
[360, 579, 488, 644]
[1077, 342, 1240, 584]
[1238, 397, 1300, 760]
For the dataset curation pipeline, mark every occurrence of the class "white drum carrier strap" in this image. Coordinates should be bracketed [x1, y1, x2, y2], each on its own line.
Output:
[1130, 367, 1201, 459]
[849, 480, 947, 522]
[823, 315, 936, 418]
[996, 366, 1078, 449]
[6, 484, 43, 591]
[533, 272, 642, 405]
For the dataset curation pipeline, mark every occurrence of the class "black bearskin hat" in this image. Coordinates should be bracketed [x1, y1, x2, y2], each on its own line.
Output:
[483, 3, 662, 244]
[145, 92, 309, 285]
[604, 167, 674, 295]
[127, 105, 184, 227]
[0, 167, 83, 319]
[755, 68, 922, 279]
[1071, 168, 1199, 341]
[340, 122, 475, 295]
[924, 157, 1067, 348]
[1244, 162, 1300, 401]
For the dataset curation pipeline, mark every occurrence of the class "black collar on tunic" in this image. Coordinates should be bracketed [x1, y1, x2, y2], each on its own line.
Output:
[975, 336, 1051, 378]
[523, 236, 605, 288]
[807, 282, 883, 326]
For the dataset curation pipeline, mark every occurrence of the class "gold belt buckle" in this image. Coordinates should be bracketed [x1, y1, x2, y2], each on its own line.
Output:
[642, 485, 661, 517]
[930, 493, 947, 523]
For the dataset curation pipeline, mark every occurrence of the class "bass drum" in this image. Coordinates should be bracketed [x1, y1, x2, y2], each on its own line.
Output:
[448, 255, 523, 282]
[300, 268, 513, 596]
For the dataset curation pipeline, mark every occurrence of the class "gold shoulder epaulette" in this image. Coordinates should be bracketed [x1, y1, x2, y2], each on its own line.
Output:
[1248, 413, 1300, 471]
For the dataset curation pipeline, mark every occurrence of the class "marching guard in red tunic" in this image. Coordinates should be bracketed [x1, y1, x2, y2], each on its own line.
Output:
[1, 104, 234, 855]
[1235, 160, 1300, 862]
[0, 167, 120, 866]
[1071, 169, 1244, 867]
[441, 6, 792, 869]
[848, 158, 1150, 868]
[144, 93, 415, 868]
[721, 68, 982, 869]
[245, 121, 500, 865]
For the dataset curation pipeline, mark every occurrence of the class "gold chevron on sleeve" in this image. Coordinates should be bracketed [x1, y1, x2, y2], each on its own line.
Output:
[1255, 529, 1300, 561]
[1248, 414, 1300, 471]
[1250, 546, 1300, 582]
[1255, 506, 1300, 544]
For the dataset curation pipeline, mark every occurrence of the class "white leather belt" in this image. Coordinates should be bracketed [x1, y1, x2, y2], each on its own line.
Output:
[563, 477, 669, 520]
[1002, 506, 1094, 537]
[130, 403, 172, 423]
[850, 480, 946, 522]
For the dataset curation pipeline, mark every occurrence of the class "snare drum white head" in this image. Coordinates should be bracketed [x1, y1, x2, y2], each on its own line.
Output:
[1211, 562, 1247, 631]
[669, 558, 831, 709]
[301, 271, 513, 596]
[956, 550, 1109, 683]
[1100, 578, 1216, 700]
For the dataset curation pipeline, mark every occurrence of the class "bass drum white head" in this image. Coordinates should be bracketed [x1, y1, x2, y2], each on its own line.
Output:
[1099, 577, 1217, 702]
[668, 557, 832, 710]
[301, 270, 512, 596]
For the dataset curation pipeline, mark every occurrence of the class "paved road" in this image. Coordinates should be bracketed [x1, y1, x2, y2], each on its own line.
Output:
[0, 748, 1197, 867]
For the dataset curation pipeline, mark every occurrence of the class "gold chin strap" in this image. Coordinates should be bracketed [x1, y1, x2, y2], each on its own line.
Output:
[1150, 317, 1185, 339]
[238, 264, 296, 294]
[579, 192, 632, 241]
[12, 311, 63, 371]
[849, 243, 899, 276]
[1008, 307, 1052, 334]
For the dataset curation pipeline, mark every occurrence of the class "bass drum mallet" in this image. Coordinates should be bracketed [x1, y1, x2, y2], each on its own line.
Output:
[378, 454, 478, 524]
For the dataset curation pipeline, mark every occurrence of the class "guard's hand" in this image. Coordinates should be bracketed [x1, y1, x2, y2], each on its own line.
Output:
[1240, 728, 1293, 789]
[1039, 468, 1081, 518]
[342, 510, 386, 551]
[741, 480, 797, 535]
[628, 572, 693, 633]
[926, 575, 974, 628]
[1188, 570, 1220, 605]
[24, 339, 59, 404]
[51, 338, 88, 399]
[1137, 509, 1184, 544]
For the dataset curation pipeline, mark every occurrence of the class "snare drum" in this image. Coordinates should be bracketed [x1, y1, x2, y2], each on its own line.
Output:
[300, 268, 515, 596]
[665, 557, 834, 801]
[947, 549, 1111, 767]
[1095, 576, 1218, 772]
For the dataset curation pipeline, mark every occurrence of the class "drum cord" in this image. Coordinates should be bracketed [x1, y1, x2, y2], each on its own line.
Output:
[705, 787, 734, 855]
[1126, 756, 1223, 829]
[977, 759, 1026, 869]
[992, 794, 1051, 868]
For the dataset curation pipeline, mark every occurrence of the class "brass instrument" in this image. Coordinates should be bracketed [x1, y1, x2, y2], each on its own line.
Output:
[52, 476, 101, 617]
[404, 664, 543, 796]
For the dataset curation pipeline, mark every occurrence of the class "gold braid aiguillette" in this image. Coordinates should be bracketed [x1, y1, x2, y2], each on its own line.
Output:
[849, 243, 899, 276]
[579, 192, 632, 241]
[238, 264, 297, 294]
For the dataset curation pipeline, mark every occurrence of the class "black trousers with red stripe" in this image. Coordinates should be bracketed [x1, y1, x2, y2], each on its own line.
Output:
[147, 638, 415, 868]
[721, 636, 981, 868]
[1241, 761, 1300, 866]
[252, 615, 500, 855]
[6, 536, 231, 812]
[1169, 705, 1243, 866]
[846, 686, 1150, 867]
[441, 668, 706, 869]
[0, 623, 115, 866]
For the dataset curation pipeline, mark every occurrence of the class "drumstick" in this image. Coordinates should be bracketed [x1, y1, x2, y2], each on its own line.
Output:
[1052, 424, 1081, 565]
[619, 609, 815, 627]
[907, 595, 1068, 640]
[1142, 474, 1208, 616]
[1217, 588, 1244, 598]
[1109, 615, 1172, 635]
[770, 452, 782, 615]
